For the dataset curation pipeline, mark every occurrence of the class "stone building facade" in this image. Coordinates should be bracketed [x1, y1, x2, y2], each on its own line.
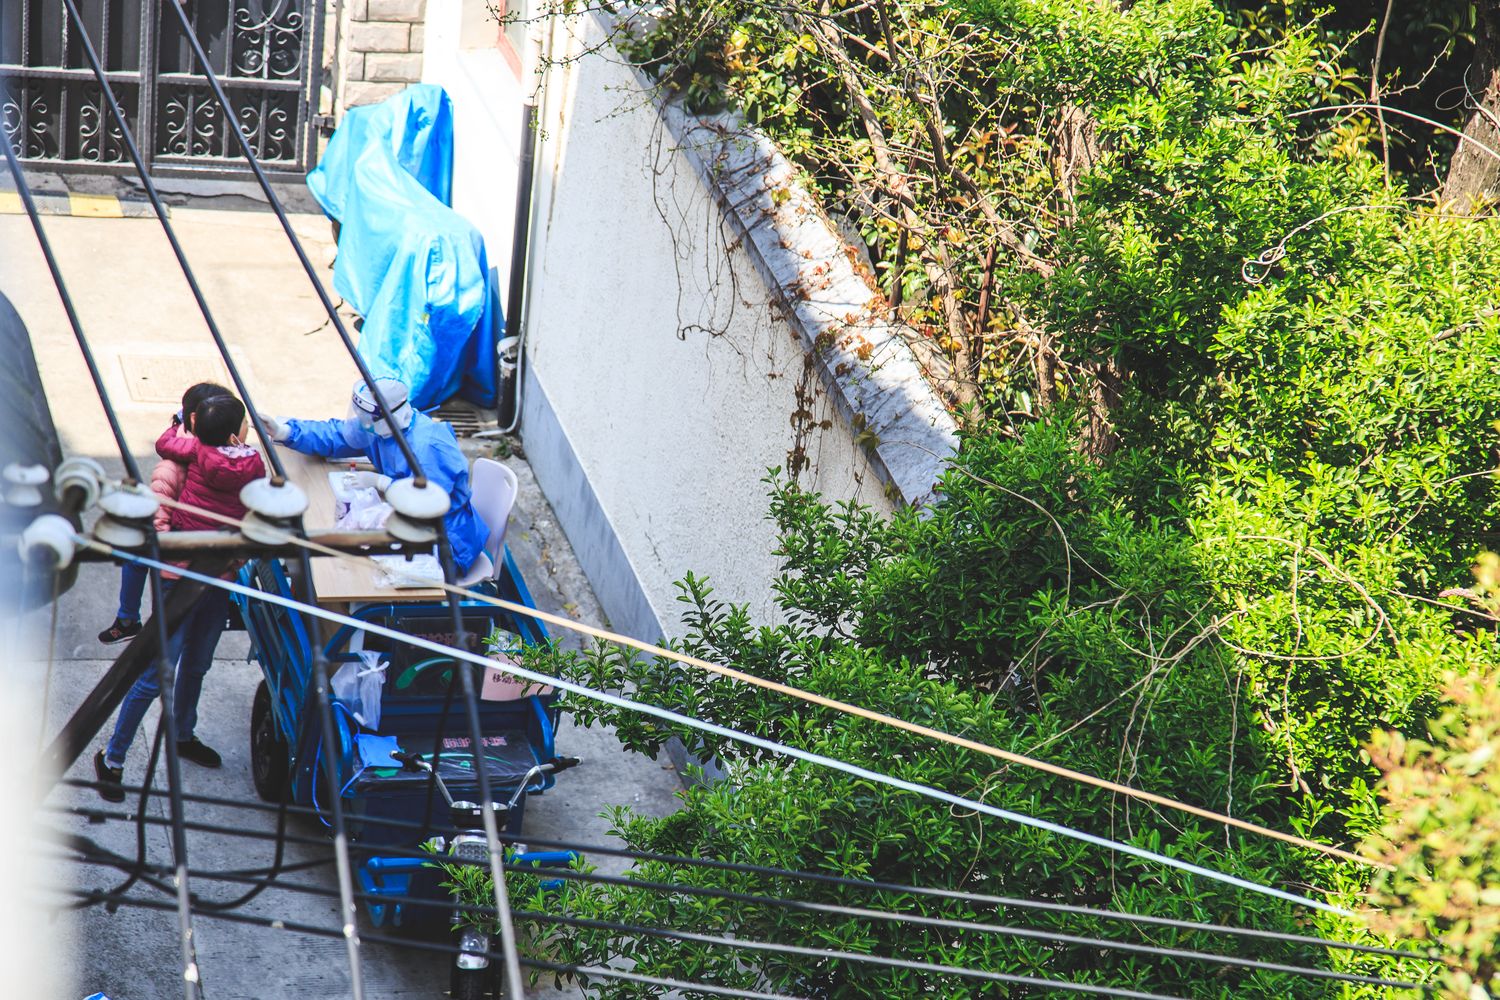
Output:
[335, 0, 429, 110]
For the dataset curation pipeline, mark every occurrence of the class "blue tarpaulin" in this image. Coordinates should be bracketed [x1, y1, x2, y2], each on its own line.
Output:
[307, 84, 499, 409]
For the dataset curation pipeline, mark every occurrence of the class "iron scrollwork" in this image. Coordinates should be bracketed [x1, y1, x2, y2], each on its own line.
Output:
[1, 85, 58, 160]
[77, 84, 132, 163]
[161, 87, 223, 158]
[2, 0, 318, 170]
[232, 0, 306, 81]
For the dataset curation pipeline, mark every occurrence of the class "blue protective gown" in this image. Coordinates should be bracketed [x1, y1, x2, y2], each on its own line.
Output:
[282, 410, 488, 572]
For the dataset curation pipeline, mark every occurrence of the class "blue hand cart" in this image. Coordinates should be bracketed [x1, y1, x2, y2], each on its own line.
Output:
[232, 547, 579, 997]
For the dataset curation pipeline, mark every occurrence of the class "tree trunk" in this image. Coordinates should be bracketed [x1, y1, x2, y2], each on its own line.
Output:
[1443, 1, 1500, 207]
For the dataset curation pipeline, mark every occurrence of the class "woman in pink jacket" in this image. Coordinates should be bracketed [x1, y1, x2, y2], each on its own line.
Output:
[97, 381, 230, 644]
[95, 393, 266, 799]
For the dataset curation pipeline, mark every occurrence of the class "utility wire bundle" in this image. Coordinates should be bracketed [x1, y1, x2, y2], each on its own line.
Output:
[0, 2, 1449, 996]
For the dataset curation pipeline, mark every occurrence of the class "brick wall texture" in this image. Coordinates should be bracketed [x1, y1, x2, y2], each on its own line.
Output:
[336, 0, 427, 111]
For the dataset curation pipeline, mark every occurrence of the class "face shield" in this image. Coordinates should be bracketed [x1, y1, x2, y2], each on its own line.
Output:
[351, 378, 412, 438]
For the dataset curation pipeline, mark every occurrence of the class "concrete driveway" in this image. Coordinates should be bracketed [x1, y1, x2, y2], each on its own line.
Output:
[1, 185, 681, 999]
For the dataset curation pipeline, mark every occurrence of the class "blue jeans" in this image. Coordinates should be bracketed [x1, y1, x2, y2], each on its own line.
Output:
[104, 582, 231, 767]
[116, 561, 148, 622]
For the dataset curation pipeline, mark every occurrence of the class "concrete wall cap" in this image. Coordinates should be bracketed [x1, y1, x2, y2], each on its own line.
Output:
[602, 18, 958, 507]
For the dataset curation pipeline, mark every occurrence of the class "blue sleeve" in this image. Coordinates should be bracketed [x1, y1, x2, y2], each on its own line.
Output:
[283, 417, 369, 459]
[433, 440, 469, 498]
[417, 423, 470, 501]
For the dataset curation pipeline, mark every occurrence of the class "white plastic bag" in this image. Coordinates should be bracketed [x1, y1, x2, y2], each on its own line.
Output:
[335, 486, 391, 531]
[372, 553, 445, 588]
[331, 651, 388, 730]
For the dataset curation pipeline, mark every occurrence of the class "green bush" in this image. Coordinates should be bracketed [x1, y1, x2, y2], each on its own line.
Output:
[502, 0, 1500, 994]
[521, 421, 1454, 997]
[1364, 669, 1500, 999]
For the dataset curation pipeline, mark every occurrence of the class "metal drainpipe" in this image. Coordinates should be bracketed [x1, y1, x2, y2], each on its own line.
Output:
[496, 100, 537, 433]
[327, 0, 346, 121]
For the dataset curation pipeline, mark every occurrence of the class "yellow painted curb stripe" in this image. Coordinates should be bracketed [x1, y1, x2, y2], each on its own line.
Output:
[68, 192, 124, 218]
[0, 191, 22, 215]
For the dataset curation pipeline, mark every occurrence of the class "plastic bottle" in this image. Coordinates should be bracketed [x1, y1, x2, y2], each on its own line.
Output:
[334, 462, 358, 522]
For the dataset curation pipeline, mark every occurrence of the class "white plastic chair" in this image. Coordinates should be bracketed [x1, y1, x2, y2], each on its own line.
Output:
[457, 457, 519, 587]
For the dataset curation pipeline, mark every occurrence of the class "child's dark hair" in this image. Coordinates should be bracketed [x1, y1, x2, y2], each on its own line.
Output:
[194, 394, 246, 447]
[181, 381, 231, 419]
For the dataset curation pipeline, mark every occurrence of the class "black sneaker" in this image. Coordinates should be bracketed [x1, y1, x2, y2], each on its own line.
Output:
[98, 618, 142, 645]
[177, 738, 222, 769]
[94, 750, 125, 803]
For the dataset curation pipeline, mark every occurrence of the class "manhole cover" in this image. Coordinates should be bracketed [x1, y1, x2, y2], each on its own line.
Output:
[119, 354, 233, 405]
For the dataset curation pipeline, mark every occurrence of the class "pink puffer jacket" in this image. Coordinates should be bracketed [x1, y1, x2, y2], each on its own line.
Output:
[149, 456, 186, 534]
[156, 425, 266, 532]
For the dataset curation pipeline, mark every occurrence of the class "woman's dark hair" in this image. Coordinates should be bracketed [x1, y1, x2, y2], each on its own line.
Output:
[193, 394, 246, 447]
[181, 379, 231, 419]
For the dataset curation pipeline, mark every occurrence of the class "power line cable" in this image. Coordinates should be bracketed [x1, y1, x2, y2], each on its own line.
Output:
[520, 957, 801, 1000]
[515, 867, 1431, 990]
[15, 75, 1381, 954]
[73, 773, 1440, 959]
[92, 542, 1358, 917]
[17, 33, 1444, 995]
[54, 0, 284, 484]
[139, 13, 526, 983]
[142, 489, 1379, 871]
[491, 907, 1194, 1000]
[55, 854, 1200, 999]
[157, 0, 430, 486]
[44, 6, 370, 991]
[20, 4, 1348, 989]
[51, 806, 1436, 992]
[54, 776, 1432, 966]
[1, 112, 208, 1000]
[43, 887, 804, 1000]
[296, 549, 369, 989]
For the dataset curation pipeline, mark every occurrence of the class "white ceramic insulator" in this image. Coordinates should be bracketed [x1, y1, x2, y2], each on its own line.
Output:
[54, 456, 106, 510]
[97, 484, 159, 522]
[240, 512, 294, 546]
[385, 477, 450, 521]
[240, 477, 308, 520]
[384, 511, 439, 545]
[93, 516, 148, 550]
[18, 513, 77, 570]
[3, 463, 49, 508]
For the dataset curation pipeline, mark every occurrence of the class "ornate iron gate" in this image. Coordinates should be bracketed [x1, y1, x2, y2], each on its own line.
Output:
[0, 0, 325, 176]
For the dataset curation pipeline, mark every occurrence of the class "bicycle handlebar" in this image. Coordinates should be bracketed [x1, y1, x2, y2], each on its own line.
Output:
[389, 748, 583, 818]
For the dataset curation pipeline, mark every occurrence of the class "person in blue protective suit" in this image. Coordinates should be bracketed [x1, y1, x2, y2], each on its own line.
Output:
[262, 378, 489, 573]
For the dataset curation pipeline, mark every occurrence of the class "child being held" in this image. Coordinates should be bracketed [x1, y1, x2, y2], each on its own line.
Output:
[156, 393, 265, 530]
[98, 381, 231, 645]
[93, 392, 266, 792]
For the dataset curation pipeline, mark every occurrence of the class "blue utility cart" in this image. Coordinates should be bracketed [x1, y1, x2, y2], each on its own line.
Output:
[233, 544, 578, 997]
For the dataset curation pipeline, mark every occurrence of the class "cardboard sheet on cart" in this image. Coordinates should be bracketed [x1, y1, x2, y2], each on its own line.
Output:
[288, 449, 445, 603]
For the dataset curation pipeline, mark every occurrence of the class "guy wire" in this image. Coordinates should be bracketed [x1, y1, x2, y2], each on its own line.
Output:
[53, 776, 1436, 963]
[142, 490, 1382, 870]
[79, 540, 1357, 917]
[54, 802, 1441, 991]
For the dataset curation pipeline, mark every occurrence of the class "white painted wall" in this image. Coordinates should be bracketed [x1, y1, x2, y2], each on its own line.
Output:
[516, 15, 949, 641]
[421, 10, 954, 642]
[420, 0, 526, 303]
